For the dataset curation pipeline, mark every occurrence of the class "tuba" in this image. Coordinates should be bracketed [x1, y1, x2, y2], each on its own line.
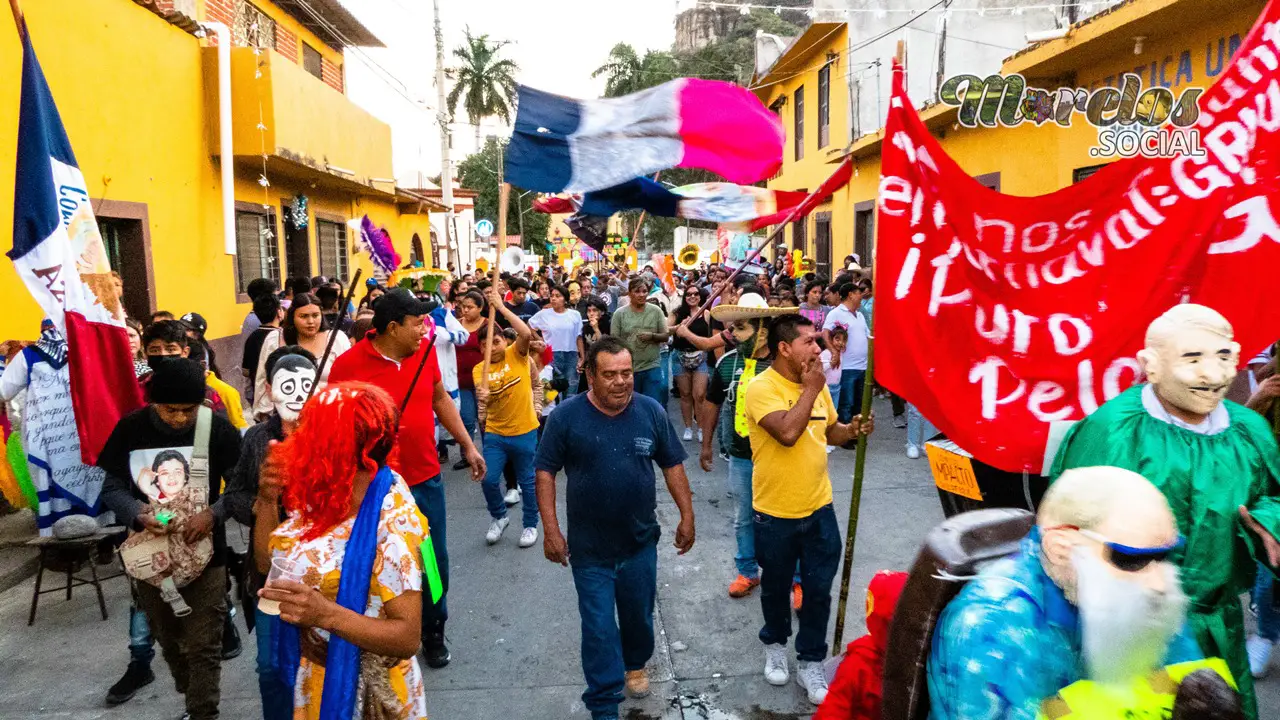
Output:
[676, 243, 701, 270]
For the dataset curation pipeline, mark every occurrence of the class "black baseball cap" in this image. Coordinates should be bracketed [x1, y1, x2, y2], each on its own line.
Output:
[179, 312, 208, 336]
[372, 288, 431, 332]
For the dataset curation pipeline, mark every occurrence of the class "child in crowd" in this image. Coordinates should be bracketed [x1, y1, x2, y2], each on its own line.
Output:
[814, 571, 908, 720]
[821, 327, 848, 454]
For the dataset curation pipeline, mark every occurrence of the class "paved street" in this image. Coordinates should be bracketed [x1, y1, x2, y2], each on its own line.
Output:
[1, 397, 1277, 719]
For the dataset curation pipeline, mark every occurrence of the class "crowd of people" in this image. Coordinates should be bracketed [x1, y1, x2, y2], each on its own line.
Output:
[8, 252, 1272, 720]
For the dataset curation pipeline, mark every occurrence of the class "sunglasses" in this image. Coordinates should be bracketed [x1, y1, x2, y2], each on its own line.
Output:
[1052, 525, 1185, 573]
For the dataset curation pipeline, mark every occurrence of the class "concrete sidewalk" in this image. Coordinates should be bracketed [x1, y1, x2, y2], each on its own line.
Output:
[1, 397, 1276, 719]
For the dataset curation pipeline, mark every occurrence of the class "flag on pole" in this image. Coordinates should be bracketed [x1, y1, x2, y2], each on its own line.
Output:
[505, 80, 784, 193]
[7, 22, 144, 465]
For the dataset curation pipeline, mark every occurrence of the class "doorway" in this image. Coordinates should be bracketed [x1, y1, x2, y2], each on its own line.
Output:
[814, 211, 832, 280]
[282, 199, 311, 281]
[96, 200, 155, 321]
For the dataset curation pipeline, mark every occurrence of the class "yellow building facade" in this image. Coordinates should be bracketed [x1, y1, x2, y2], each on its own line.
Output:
[757, 0, 1264, 276]
[0, 0, 442, 384]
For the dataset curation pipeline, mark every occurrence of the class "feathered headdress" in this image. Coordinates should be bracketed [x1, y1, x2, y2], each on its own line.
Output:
[351, 215, 402, 281]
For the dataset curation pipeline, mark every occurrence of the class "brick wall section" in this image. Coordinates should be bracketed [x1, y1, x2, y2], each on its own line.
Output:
[204, 0, 235, 29]
[275, 25, 298, 62]
[321, 56, 344, 93]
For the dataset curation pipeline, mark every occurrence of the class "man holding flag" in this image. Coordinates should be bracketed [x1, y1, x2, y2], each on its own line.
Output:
[4, 5, 143, 531]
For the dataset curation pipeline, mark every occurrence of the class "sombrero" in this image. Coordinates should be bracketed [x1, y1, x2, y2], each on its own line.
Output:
[710, 293, 799, 323]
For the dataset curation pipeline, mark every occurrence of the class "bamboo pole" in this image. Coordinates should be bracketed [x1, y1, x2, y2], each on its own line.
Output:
[832, 40, 904, 652]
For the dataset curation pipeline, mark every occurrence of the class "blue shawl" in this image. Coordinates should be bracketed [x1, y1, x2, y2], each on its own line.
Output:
[275, 465, 395, 719]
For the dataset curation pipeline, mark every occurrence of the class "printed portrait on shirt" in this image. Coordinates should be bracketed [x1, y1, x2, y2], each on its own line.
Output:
[129, 447, 207, 506]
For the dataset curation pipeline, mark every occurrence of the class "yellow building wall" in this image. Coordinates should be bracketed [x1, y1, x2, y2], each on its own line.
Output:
[0, 1, 229, 340]
[806, 2, 1262, 268]
[0, 1, 423, 347]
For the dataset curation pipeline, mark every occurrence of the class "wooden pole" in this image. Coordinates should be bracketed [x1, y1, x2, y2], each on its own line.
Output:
[478, 183, 510, 402]
[832, 40, 904, 652]
[306, 268, 362, 402]
[9, 0, 25, 40]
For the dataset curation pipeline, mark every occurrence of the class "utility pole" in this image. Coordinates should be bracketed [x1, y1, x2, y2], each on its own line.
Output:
[433, 0, 458, 273]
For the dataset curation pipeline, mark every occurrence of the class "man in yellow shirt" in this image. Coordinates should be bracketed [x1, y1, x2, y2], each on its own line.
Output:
[745, 313, 873, 707]
[475, 289, 542, 549]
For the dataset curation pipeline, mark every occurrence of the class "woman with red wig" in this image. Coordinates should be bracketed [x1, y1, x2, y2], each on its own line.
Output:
[253, 382, 429, 719]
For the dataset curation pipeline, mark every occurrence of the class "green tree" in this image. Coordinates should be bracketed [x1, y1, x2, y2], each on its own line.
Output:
[456, 137, 550, 260]
[447, 29, 519, 149]
[592, 43, 681, 98]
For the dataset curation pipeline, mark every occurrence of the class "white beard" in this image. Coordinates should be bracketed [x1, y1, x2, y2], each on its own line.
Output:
[1075, 549, 1189, 686]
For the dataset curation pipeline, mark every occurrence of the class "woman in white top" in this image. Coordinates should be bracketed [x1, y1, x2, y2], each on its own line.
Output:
[528, 285, 584, 397]
[252, 292, 350, 420]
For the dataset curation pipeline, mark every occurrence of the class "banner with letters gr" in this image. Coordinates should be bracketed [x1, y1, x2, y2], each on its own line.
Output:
[875, 0, 1280, 473]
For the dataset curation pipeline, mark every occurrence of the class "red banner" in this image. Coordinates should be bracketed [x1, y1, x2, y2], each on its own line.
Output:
[876, 0, 1280, 473]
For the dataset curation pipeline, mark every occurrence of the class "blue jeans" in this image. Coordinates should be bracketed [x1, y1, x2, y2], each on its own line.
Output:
[754, 504, 841, 662]
[633, 367, 665, 408]
[718, 399, 734, 456]
[254, 607, 293, 720]
[1255, 566, 1280, 641]
[827, 383, 841, 414]
[459, 388, 479, 439]
[128, 601, 155, 664]
[907, 403, 938, 450]
[553, 351, 579, 398]
[572, 543, 658, 719]
[481, 430, 539, 528]
[727, 456, 758, 579]
[410, 476, 449, 624]
[658, 349, 671, 407]
[836, 369, 866, 424]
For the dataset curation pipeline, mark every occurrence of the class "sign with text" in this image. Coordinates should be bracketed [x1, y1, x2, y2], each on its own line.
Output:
[875, 0, 1280, 472]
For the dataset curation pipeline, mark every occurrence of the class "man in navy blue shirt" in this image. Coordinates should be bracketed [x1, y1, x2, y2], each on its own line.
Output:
[536, 336, 695, 720]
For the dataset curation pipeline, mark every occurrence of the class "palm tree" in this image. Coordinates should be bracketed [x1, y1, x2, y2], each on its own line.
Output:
[447, 29, 519, 149]
[592, 43, 680, 98]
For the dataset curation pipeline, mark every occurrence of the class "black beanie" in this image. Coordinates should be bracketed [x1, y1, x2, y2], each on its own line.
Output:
[147, 358, 207, 405]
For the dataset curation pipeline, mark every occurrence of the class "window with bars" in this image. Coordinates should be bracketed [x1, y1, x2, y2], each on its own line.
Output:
[235, 209, 280, 295]
[316, 219, 349, 284]
[794, 86, 805, 161]
[818, 65, 831, 149]
[1073, 164, 1107, 183]
[233, 1, 276, 50]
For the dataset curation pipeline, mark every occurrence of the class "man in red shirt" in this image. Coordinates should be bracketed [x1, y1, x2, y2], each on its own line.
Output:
[328, 288, 485, 669]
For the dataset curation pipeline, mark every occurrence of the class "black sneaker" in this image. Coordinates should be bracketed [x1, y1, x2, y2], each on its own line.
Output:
[423, 624, 451, 669]
[451, 458, 470, 472]
[221, 614, 242, 660]
[106, 661, 154, 706]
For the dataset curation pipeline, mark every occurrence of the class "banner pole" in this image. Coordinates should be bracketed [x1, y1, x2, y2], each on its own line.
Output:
[8, 0, 24, 40]
[479, 182, 510, 411]
[306, 268, 363, 402]
[832, 39, 903, 652]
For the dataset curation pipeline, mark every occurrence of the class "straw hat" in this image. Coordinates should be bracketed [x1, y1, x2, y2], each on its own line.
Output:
[710, 293, 799, 323]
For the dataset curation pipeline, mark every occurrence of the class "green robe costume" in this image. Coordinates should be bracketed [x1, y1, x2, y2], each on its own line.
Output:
[1050, 385, 1280, 720]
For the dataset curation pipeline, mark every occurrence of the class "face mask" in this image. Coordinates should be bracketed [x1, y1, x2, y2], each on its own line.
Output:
[270, 366, 317, 422]
[1074, 547, 1188, 686]
[147, 354, 180, 372]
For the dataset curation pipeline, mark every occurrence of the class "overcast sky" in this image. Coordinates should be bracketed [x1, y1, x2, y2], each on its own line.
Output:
[337, 0, 679, 186]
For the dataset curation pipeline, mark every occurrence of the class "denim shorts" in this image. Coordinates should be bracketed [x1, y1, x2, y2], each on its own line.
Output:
[673, 352, 709, 377]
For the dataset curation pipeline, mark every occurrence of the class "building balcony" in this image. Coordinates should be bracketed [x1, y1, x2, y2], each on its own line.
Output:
[204, 46, 394, 196]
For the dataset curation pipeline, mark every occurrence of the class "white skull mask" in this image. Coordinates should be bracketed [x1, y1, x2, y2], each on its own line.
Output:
[270, 364, 317, 422]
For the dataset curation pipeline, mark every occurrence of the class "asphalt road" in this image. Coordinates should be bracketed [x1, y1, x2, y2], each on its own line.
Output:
[0, 396, 1276, 719]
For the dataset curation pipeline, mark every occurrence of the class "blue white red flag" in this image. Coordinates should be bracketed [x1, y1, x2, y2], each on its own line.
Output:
[7, 24, 144, 465]
[505, 79, 784, 193]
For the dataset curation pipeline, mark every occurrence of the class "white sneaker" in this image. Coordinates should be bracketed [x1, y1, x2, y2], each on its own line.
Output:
[697, 428, 704, 443]
[763, 644, 789, 686]
[1249, 634, 1274, 678]
[683, 427, 694, 441]
[796, 660, 829, 705]
[826, 445, 836, 454]
[518, 527, 539, 548]
[906, 444, 921, 460]
[485, 517, 510, 545]
[504, 488, 521, 506]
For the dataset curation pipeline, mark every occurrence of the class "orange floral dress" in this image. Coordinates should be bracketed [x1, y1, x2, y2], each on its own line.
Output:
[269, 475, 429, 720]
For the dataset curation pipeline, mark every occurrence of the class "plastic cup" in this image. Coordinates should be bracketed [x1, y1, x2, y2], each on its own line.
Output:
[258, 556, 303, 616]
